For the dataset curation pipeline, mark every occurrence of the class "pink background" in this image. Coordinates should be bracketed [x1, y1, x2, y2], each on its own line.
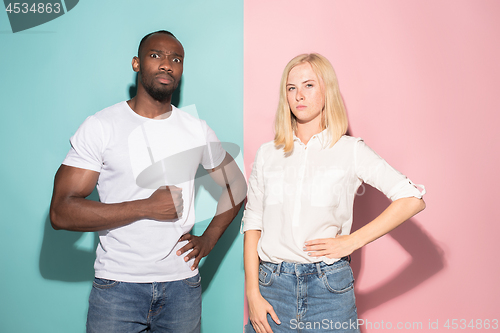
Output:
[244, 0, 500, 331]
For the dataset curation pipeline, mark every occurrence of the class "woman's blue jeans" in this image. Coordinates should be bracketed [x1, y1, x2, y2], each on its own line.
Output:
[86, 273, 201, 333]
[245, 259, 360, 332]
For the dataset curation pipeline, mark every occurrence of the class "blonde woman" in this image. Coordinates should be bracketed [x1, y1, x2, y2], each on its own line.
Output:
[243, 54, 425, 333]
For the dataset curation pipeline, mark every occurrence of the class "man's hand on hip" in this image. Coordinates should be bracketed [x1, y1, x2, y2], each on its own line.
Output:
[176, 233, 217, 270]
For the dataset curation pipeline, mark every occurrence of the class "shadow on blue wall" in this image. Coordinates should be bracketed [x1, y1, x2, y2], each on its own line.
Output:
[39, 166, 243, 295]
[39, 188, 100, 282]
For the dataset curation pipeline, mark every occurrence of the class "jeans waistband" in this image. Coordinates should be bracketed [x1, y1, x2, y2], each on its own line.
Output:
[260, 256, 350, 277]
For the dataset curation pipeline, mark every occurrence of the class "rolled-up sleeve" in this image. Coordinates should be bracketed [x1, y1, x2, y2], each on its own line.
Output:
[241, 147, 265, 232]
[354, 139, 425, 201]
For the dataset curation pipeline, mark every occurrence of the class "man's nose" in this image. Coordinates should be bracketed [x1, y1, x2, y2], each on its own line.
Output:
[159, 59, 173, 72]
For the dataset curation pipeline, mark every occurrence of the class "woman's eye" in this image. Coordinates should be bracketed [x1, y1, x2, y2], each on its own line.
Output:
[288, 86, 295, 91]
[306, 83, 313, 88]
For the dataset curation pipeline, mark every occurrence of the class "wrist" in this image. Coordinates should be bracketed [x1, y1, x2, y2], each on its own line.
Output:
[246, 287, 262, 299]
[132, 198, 149, 220]
[201, 228, 220, 245]
[348, 232, 364, 252]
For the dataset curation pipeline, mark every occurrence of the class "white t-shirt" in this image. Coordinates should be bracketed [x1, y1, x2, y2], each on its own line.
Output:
[242, 131, 425, 265]
[63, 101, 226, 282]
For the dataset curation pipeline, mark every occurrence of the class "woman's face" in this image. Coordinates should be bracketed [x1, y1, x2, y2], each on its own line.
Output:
[286, 62, 325, 127]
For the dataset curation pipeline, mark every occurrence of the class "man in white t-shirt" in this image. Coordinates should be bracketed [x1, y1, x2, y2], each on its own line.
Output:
[50, 30, 247, 333]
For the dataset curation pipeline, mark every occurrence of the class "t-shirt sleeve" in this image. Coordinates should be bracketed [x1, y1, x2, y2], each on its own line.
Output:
[62, 115, 104, 173]
[201, 121, 226, 170]
[241, 146, 265, 232]
[354, 139, 425, 201]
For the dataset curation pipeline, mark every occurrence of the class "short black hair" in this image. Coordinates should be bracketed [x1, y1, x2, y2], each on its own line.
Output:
[137, 30, 178, 59]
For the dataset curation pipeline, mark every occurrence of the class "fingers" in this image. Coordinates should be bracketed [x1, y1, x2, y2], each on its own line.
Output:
[163, 186, 183, 218]
[303, 242, 329, 252]
[191, 253, 202, 270]
[249, 299, 279, 333]
[169, 187, 183, 218]
[176, 235, 203, 270]
[178, 233, 192, 242]
[149, 186, 184, 220]
[166, 184, 181, 191]
[176, 236, 194, 255]
[304, 238, 337, 258]
[307, 250, 327, 257]
[251, 319, 274, 333]
[184, 247, 199, 262]
[304, 238, 328, 246]
[269, 308, 281, 326]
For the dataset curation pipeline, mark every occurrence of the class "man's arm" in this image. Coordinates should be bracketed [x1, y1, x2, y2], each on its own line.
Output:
[50, 165, 183, 232]
[176, 153, 247, 269]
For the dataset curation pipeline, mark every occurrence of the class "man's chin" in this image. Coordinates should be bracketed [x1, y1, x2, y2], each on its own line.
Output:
[147, 88, 175, 102]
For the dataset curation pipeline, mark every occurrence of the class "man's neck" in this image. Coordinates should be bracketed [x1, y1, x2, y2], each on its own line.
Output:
[127, 90, 173, 119]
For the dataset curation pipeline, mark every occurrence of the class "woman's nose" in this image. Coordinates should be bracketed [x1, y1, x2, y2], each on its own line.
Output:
[296, 89, 304, 101]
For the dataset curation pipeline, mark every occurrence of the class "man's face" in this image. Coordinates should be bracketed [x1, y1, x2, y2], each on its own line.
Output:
[133, 34, 184, 102]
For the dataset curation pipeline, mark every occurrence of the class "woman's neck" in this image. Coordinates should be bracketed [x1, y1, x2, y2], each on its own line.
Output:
[295, 122, 323, 145]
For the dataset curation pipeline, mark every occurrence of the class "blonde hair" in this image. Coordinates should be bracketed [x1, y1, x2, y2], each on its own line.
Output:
[274, 53, 348, 153]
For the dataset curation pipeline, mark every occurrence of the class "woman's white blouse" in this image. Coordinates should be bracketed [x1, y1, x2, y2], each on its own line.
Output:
[242, 132, 425, 264]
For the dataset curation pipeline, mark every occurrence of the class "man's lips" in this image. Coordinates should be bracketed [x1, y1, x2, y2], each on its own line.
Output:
[156, 73, 174, 84]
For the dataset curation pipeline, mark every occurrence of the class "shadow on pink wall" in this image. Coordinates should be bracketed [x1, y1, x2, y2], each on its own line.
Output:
[351, 184, 445, 329]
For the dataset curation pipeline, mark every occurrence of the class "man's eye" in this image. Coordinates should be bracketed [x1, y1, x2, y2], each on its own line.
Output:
[173, 58, 182, 63]
[150, 54, 160, 59]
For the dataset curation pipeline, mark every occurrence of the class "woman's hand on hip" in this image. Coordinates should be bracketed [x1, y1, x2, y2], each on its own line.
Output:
[303, 235, 357, 259]
[248, 292, 281, 333]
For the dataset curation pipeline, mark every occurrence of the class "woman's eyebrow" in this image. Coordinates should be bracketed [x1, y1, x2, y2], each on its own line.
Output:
[286, 79, 315, 86]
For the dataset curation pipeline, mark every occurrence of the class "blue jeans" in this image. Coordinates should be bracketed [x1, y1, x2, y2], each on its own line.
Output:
[245, 259, 360, 332]
[86, 274, 201, 333]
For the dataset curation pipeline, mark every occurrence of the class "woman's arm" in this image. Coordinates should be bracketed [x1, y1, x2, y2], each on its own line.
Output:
[244, 230, 281, 333]
[304, 197, 425, 258]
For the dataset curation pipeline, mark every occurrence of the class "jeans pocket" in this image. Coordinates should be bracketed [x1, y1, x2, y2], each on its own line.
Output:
[258, 263, 274, 287]
[182, 273, 201, 288]
[92, 278, 120, 290]
[322, 265, 354, 294]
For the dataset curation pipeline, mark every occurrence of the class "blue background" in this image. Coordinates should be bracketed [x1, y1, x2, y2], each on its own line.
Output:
[0, 0, 244, 331]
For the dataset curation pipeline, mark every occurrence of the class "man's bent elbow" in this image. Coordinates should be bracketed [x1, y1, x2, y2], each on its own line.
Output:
[49, 205, 68, 230]
[49, 208, 62, 230]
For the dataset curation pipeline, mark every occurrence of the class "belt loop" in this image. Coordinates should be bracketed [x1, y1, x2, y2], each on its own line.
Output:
[315, 262, 323, 278]
[276, 262, 282, 276]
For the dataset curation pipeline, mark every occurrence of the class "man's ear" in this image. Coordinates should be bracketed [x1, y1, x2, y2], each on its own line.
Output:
[132, 56, 140, 73]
